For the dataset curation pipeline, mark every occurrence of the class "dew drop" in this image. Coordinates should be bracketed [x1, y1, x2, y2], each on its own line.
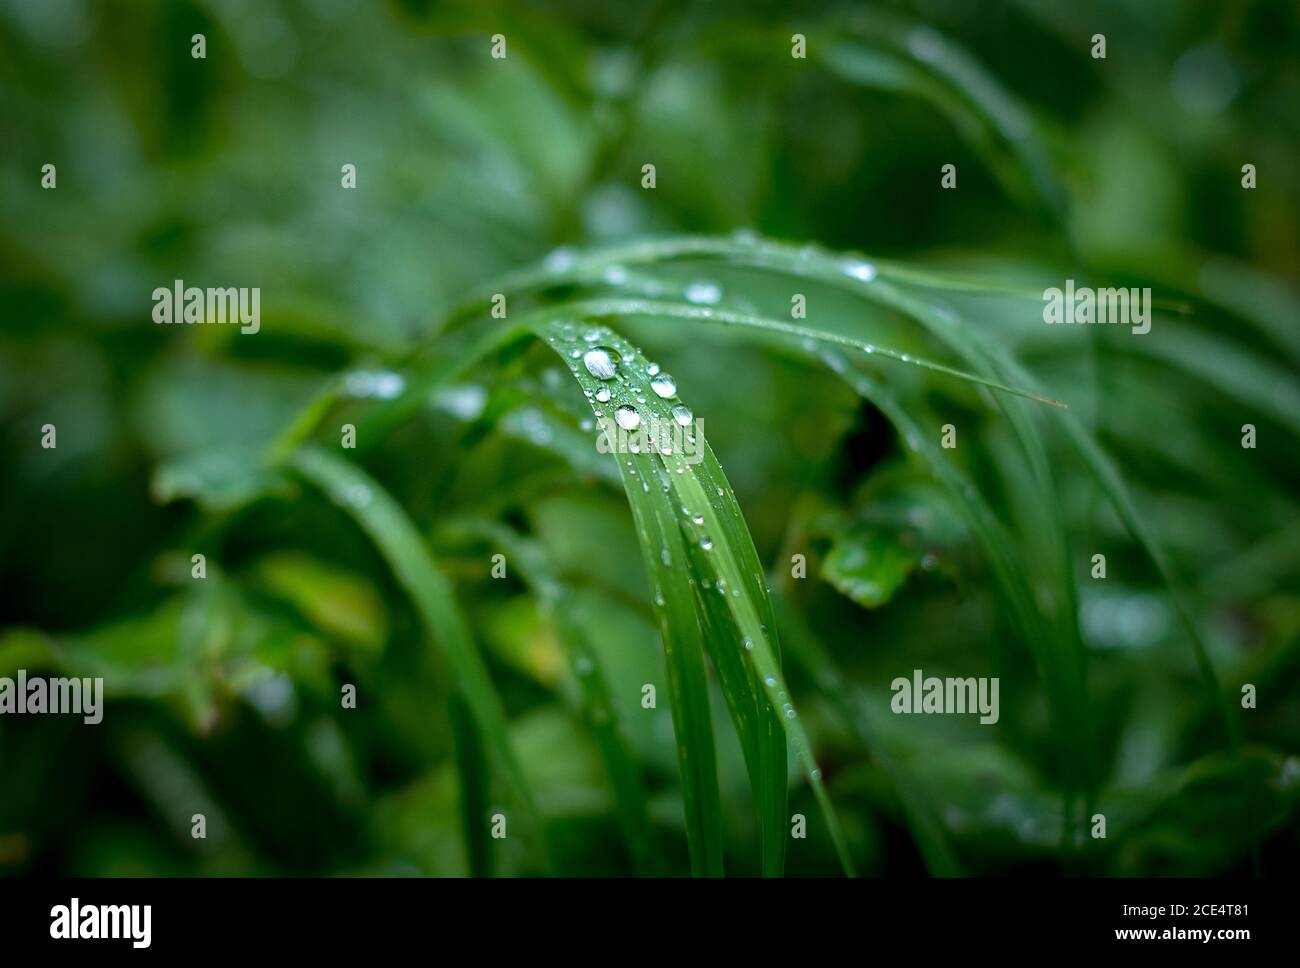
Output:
[595, 386, 611, 403]
[842, 259, 878, 282]
[685, 280, 722, 305]
[545, 246, 576, 273]
[615, 405, 641, 430]
[650, 373, 677, 398]
[344, 369, 406, 399]
[334, 482, 372, 508]
[670, 404, 693, 426]
[583, 347, 618, 380]
[699, 535, 713, 550]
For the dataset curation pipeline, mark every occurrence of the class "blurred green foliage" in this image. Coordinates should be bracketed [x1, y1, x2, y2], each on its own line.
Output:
[1, 0, 1297, 876]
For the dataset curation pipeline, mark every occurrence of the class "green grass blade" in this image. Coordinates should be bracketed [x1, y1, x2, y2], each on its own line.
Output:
[536, 317, 855, 875]
[447, 692, 493, 876]
[290, 445, 552, 870]
[540, 297, 1066, 408]
[443, 517, 664, 875]
[770, 587, 963, 875]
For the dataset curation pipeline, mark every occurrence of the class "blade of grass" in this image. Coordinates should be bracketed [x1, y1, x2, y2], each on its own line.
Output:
[536, 317, 855, 875]
[769, 585, 963, 875]
[290, 445, 552, 871]
[443, 517, 664, 875]
[447, 692, 493, 876]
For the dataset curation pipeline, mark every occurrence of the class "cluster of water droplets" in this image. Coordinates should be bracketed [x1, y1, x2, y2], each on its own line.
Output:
[551, 317, 830, 793]
[343, 368, 406, 399]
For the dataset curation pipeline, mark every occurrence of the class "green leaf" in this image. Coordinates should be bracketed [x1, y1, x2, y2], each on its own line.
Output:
[250, 551, 389, 654]
[821, 527, 916, 609]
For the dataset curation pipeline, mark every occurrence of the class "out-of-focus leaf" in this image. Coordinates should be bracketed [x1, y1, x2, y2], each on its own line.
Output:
[821, 527, 916, 608]
[251, 551, 388, 654]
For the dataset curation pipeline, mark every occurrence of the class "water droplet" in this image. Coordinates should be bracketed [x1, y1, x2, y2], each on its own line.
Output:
[841, 259, 877, 283]
[649, 372, 677, 398]
[595, 386, 611, 403]
[434, 384, 488, 420]
[670, 404, 693, 426]
[545, 246, 576, 273]
[647, 362, 660, 376]
[661, 547, 671, 565]
[685, 280, 722, 305]
[334, 482, 372, 508]
[583, 347, 618, 380]
[691, 514, 704, 525]
[699, 535, 713, 550]
[615, 405, 641, 430]
[344, 370, 406, 399]
[743, 637, 753, 651]
[602, 264, 628, 285]
[764, 676, 776, 687]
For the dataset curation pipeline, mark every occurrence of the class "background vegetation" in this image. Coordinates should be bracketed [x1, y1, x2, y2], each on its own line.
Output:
[1, 0, 1297, 876]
